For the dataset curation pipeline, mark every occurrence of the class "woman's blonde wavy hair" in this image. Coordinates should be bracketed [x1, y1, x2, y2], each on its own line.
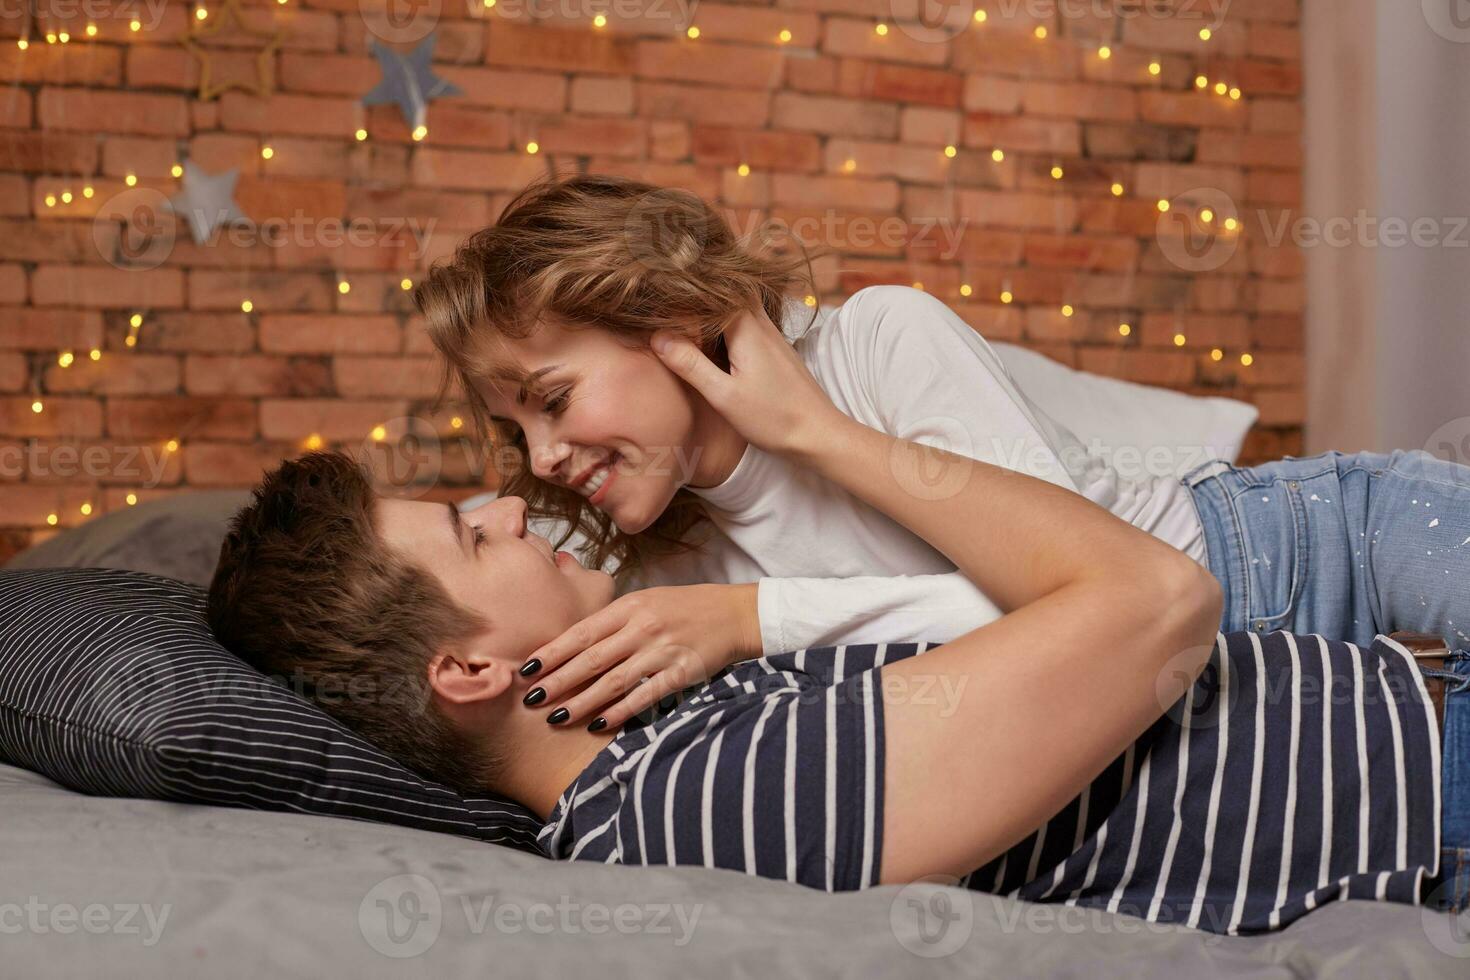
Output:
[415, 173, 827, 584]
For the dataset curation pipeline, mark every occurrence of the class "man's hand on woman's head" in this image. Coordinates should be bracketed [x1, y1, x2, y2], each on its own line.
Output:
[517, 582, 761, 732]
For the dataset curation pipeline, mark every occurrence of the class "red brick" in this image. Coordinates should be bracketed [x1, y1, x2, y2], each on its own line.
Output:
[1020, 82, 1138, 123]
[484, 22, 635, 74]
[0, 396, 103, 438]
[259, 314, 400, 354]
[768, 173, 901, 211]
[963, 113, 1081, 154]
[690, 127, 821, 171]
[188, 272, 335, 313]
[571, 76, 636, 115]
[835, 60, 962, 107]
[822, 18, 950, 66]
[0, 309, 105, 351]
[333, 357, 440, 398]
[32, 266, 186, 310]
[259, 399, 410, 441]
[637, 82, 771, 127]
[0, 132, 98, 173]
[1023, 233, 1139, 272]
[1077, 348, 1197, 386]
[772, 92, 900, 139]
[183, 441, 295, 487]
[107, 397, 256, 441]
[519, 116, 647, 159]
[635, 39, 787, 88]
[0, 40, 122, 85]
[410, 148, 548, 192]
[37, 89, 188, 136]
[185, 356, 333, 397]
[43, 354, 180, 395]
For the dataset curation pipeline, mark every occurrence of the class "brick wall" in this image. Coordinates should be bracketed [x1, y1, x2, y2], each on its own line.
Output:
[0, 0, 1304, 560]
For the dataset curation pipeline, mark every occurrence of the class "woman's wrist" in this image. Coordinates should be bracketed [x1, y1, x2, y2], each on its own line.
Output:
[724, 581, 762, 662]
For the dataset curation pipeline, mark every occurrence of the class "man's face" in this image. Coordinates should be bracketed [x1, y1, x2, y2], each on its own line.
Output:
[375, 493, 615, 664]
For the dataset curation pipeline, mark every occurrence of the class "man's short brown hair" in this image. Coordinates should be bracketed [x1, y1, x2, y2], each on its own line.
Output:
[207, 451, 498, 794]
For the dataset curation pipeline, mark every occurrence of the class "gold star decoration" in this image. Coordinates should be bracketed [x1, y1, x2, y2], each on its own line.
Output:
[181, 0, 285, 101]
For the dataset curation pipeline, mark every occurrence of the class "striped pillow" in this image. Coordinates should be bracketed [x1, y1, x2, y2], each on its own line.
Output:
[0, 567, 544, 851]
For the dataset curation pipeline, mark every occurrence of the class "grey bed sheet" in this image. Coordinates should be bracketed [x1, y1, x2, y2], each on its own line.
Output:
[4, 760, 1466, 978]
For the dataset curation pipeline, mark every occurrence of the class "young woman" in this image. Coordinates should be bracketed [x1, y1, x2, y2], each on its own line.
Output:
[416, 173, 1470, 736]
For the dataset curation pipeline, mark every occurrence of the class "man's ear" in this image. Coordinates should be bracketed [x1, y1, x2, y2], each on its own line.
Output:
[426, 643, 515, 706]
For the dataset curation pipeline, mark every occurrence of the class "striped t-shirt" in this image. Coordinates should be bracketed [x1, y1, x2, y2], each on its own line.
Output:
[538, 631, 1442, 935]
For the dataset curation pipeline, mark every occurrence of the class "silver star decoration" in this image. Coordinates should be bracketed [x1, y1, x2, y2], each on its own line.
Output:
[165, 161, 247, 244]
[363, 34, 462, 131]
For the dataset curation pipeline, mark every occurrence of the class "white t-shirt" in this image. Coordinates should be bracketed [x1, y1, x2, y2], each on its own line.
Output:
[623, 285, 1208, 654]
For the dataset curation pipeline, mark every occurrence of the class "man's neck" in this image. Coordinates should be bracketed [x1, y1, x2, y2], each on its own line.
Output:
[482, 677, 619, 821]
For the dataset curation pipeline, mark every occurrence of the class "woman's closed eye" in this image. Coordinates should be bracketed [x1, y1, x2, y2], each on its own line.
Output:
[542, 388, 571, 414]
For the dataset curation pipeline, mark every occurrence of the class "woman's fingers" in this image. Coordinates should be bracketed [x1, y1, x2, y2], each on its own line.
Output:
[521, 603, 627, 677]
[651, 331, 730, 407]
[543, 654, 662, 727]
[582, 670, 686, 732]
[525, 628, 638, 707]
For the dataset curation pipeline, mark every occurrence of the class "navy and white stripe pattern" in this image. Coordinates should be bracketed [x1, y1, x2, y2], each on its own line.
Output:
[541, 631, 1442, 935]
[0, 567, 544, 851]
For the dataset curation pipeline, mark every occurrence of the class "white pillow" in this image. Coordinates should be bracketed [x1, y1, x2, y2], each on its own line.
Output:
[988, 340, 1258, 477]
[800, 299, 1257, 479]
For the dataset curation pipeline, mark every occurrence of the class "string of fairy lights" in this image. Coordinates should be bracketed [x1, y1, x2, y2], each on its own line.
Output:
[18, 2, 1260, 529]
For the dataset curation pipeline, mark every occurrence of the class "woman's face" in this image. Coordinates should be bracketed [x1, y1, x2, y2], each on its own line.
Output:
[474, 320, 706, 534]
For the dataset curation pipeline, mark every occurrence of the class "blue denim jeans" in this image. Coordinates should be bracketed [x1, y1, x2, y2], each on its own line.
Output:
[1184, 449, 1470, 911]
[1423, 653, 1470, 912]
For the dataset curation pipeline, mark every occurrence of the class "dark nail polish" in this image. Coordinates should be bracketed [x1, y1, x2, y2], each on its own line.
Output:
[587, 717, 607, 733]
[519, 658, 542, 678]
[547, 707, 570, 725]
[522, 687, 546, 707]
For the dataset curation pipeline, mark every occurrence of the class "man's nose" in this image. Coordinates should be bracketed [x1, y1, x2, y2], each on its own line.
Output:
[465, 495, 527, 536]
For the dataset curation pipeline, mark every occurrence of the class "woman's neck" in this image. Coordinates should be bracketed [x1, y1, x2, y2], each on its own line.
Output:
[685, 393, 748, 489]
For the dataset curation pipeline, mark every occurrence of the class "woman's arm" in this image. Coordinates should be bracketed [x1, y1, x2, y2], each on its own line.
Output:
[749, 284, 1111, 654]
[653, 308, 1223, 884]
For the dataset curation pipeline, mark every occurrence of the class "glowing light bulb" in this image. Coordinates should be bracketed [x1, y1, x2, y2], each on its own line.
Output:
[79, 502, 92, 516]
[355, 128, 368, 141]
[1211, 348, 1224, 361]
[1118, 323, 1132, 336]
[1173, 333, 1187, 346]
[875, 23, 888, 36]
[1200, 208, 1215, 224]
[593, 13, 605, 27]
[1229, 87, 1242, 101]
[1199, 27, 1212, 41]
[1240, 353, 1253, 366]
[973, 10, 987, 23]
[451, 416, 464, 429]
[1061, 304, 1074, 317]
[89, 348, 101, 361]
[1215, 81, 1228, 95]
[943, 145, 957, 158]
[400, 277, 413, 290]
[959, 283, 972, 297]
[125, 174, 137, 186]
[1000, 290, 1014, 304]
[47, 513, 58, 525]
[371, 424, 387, 442]
[241, 300, 253, 313]
[1051, 165, 1064, 180]
[1196, 75, 1209, 89]
[778, 29, 792, 43]
[171, 163, 183, 177]
[686, 26, 699, 39]
[1224, 217, 1239, 232]
[130, 313, 143, 328]
[126, 493, 138, 505]
[1098, 45, 1112, 60]
[58, 351, 74, 368]
[31, 399, 42, 413]
[526, 141, 539, 154]
[1111, 182, 1125, 197]
[1148, 61, 1162, 76]
[1034, 26, 1048, 40]
[411, 126, 427, 141]
[165, 438, 179, 452]
[843, 158, 856, 173]
[803, 294, 816, 307]
[338, 280, 351, 294]
[737, 162, 750, 176]
[305, 433, 323, 450]
[1157, 199, 1171, 212]
[991, 148, 1005, 163]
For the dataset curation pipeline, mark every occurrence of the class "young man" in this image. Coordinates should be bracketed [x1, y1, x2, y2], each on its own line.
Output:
[208, 319, 1449, 932]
